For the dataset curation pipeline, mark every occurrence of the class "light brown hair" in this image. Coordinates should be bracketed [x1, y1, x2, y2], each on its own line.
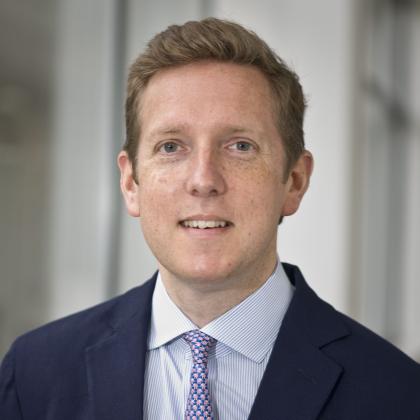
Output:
[124, 17, 306, 180]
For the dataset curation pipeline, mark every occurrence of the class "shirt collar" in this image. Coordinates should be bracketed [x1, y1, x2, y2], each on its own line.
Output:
[148, 260, 294, 363]
[148, 275, 196, 350]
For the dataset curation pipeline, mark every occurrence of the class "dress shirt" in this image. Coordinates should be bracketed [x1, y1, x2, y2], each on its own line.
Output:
[143, 261, 294, 420]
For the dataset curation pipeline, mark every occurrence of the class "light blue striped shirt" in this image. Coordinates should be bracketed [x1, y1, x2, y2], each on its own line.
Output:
[143, 261, 294, 420]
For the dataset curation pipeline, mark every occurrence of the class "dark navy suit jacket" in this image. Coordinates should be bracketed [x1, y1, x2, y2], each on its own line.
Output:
[1, 264, 420, 419]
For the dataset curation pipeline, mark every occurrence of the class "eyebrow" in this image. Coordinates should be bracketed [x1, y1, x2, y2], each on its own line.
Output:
[148, 124, 256, 138]
[147, 125, 188, 138]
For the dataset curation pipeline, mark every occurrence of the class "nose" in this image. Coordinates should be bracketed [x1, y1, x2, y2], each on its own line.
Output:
[185, 147, 227, 197]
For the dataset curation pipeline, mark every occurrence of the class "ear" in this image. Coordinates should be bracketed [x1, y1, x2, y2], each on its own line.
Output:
[281, 150, 314, 217]
[117, 151, 141, 217]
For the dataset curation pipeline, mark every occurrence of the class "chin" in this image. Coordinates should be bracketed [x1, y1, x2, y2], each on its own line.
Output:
[165, 257, 238, 286]
[186, 264, 230, 283]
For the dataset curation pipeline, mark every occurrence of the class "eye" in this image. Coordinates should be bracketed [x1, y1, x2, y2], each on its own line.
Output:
[159, 141, 179, 153]
[228, 141, 254, 152]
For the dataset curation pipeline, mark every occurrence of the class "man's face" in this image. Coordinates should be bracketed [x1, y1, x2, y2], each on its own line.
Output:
[119, 61, 312, 291]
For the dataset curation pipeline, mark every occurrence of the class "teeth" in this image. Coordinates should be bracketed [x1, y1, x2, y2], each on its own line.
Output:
[182, 220, 228, 229]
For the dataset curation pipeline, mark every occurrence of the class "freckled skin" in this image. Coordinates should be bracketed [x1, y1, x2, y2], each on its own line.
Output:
[119, 61, 312, 321]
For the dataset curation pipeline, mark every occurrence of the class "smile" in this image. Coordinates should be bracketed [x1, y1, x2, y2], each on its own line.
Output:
[180, 220, 230, 229]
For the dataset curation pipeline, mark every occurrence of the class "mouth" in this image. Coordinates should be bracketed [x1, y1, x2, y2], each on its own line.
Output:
[179, 219, 232, 229]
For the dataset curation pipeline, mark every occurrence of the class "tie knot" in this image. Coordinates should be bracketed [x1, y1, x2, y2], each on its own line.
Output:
[184, 330, 215, 363]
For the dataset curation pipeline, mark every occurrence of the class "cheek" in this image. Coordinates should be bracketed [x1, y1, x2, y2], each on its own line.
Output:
[238, 174, 285, 223]
[139, 160, 182, 190]
[137, 166, 180, 217]
[230, 160, 283, 199]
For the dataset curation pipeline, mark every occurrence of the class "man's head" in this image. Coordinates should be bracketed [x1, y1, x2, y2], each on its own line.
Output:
[124, 17, 306, 181]
[118, 18, 313, 295]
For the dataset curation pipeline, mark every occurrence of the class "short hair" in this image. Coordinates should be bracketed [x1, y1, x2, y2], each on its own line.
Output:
[124, 17, 306, 180]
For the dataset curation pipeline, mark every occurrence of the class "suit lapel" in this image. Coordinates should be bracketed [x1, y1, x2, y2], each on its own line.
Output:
[249, 264, 349, 420]
[248, 320, 343, 420]
[85, 275, 156, 420]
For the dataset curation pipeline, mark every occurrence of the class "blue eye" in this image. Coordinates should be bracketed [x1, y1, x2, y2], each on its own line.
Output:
[160, 142, 179, 153]
[232, 141, 252, 151]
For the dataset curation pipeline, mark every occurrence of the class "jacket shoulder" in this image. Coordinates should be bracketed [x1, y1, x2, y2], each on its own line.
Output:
[333, 309, 420, 376]
[8, 275, 156, 371]
[283, 263, 420, 410]
[0, 277, 156, 418]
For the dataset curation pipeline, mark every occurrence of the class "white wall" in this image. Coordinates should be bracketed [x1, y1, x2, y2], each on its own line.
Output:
[48, 0, 118, 319]
[399, 9, 420, 359]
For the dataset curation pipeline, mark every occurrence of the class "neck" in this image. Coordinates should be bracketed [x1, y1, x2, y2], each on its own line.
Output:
[159, 259, 277, 328]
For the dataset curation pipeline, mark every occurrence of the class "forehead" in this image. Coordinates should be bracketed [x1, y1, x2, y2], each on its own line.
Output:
[138, 61, 278, 136]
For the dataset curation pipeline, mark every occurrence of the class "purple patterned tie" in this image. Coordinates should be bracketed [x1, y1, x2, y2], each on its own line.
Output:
[184, 330, 216, 420]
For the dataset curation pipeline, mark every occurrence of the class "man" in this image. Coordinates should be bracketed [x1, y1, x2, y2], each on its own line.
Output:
[1, 18, 420, 420]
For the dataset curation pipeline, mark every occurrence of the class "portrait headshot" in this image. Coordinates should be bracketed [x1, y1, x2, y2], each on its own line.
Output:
[1, 2, 420, 420]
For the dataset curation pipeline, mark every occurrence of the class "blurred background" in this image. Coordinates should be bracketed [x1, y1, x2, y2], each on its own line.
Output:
[1, 0, 419, 361]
